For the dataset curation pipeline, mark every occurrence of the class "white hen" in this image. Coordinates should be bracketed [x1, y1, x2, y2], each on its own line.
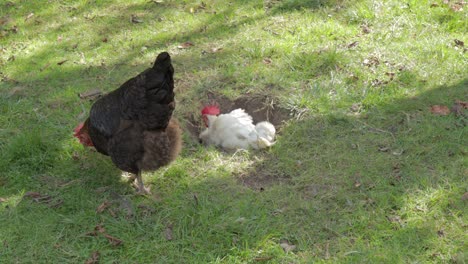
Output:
[199, 106, 276, 150]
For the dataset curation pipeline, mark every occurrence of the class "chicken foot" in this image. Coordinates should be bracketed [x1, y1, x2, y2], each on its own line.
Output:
[127, 171, 151, 195]
[135, 171, 151, 195]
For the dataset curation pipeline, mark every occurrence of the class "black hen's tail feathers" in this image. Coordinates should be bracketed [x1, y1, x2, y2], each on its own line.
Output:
[153, 52, 172, 70]
[139, 52, 175, 129]
[141, 52, 174, 104]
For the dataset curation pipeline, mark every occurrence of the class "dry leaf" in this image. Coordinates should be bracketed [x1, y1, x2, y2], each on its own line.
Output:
[25, 13, 34, 21]
[430, 105, 450, 115]
[49, 200, 63, 208]
[454, 100, 468, 109]
[24, 191, 51, 201]
[57, 59, 68, 65]
[79, 90, 102, 100]
[85, 251, 100, 264]
[378, 146, 389, 152]
[363, 56, 379, 67]
[108, 208, 117, 218]
[58, 179, 79, 188]
[131, 15, 143, 23]
[86, 230, 99, 237]
[437, 229, 446, 237]
[451, 101, 467, 116]
[10, 25, 18, 34]
[430, 3, 439, 7]
[95, 224, 106, 234]
[103, 234, 123, 246]
[454, 39, 464, 47]
[392, 163, 402, 179]
[96, 201, 111, 213]
[385, 72, 395, 80]
[371, 79, 387, 87]
[210, 47, 223, 53]
[279, 239, 296, 253]
[263, 58, 272, 64]
[354, 181, 361, 188]
[23, 191, 62, 207]
[164, 224, 173, 241]
[189, 2, 207, 13]
[387, 215, 403, 224]
[361, 24, 371, 34]
[193, 193, 199, 206]
[177, 41, 194, 49]
[347, 41, 359, 48]
[0, 197, 6, 203]
[450, 3, 464, 11]
[348, 73, 359, 81]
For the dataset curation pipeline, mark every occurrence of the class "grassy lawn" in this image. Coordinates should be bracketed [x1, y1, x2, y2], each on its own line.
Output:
[1, 0, 467, 263]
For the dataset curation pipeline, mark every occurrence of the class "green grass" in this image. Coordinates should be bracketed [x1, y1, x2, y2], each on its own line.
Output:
[1, 0, 467, 263]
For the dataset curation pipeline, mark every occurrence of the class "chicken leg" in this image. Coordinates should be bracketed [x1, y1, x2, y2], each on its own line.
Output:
[134, 171, 151, 195]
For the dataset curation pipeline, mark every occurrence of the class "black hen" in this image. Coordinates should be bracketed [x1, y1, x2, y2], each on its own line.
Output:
[74, 52, 182, 194]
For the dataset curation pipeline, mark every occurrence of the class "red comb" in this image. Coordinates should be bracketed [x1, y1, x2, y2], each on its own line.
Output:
[201, 105, 220, 115]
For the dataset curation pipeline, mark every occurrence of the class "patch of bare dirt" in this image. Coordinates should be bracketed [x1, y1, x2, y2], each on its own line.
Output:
[185, 93, 291, 138]
[237, 161, 291, 190]
[183, 93, 293, 188]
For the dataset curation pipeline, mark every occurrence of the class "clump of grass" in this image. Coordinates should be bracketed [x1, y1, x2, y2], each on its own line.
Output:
[2, 131, 58, 175]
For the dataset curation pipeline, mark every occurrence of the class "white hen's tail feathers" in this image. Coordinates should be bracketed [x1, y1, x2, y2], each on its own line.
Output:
[255, 121, 276, 149]
[224, 109, 275, 149]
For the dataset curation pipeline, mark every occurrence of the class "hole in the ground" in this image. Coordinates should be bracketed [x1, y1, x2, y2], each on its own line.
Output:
[184, 93, 291, 138]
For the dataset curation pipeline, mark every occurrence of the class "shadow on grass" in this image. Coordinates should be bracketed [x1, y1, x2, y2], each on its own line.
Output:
[266, 0, 366, 14]
[2, 0, 264, 82]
